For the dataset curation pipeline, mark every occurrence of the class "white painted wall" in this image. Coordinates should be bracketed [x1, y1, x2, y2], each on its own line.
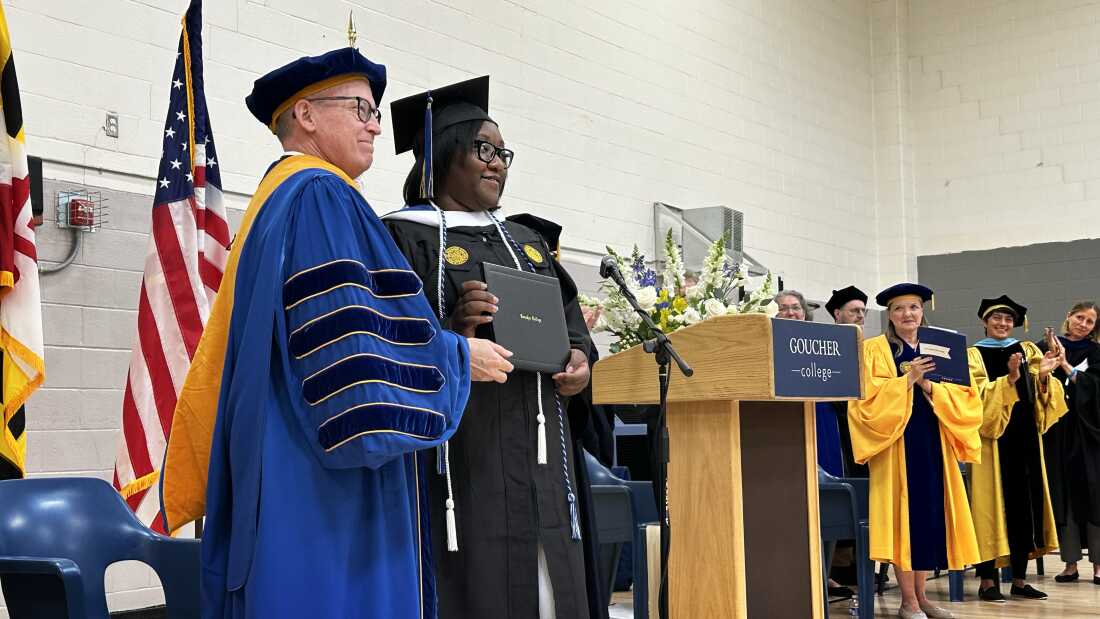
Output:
[908, 0, 1100, 256]
[9, 0, 879, 289]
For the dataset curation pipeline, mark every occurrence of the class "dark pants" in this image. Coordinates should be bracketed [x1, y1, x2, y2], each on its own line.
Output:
[976, 551, 1028, 582]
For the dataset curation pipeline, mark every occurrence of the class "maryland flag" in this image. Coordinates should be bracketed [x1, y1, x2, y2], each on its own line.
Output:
[0, 2, 44, 478]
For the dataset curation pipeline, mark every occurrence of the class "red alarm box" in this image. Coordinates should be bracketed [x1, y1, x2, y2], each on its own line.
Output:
[68, 198, 95, 227]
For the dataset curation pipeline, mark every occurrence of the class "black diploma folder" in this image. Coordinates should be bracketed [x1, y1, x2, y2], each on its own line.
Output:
[480, 262, 571, 373]
[917, 326, 971, 386]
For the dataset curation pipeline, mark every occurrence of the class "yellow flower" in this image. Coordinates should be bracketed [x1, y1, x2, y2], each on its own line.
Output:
[659, 308, 671, 331]
[672, 296, 688, 312]
[659, 289, 670, 302]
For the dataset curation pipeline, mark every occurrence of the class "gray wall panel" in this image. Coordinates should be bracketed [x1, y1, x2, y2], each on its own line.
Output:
[918, 238, 1100, 344]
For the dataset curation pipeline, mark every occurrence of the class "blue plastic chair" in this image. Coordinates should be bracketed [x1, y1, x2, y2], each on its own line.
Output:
[584, 451, 658, 618]
[589, 484, 632, 607]
[0, 477, 200, 619]
[818, 471, 874, 619]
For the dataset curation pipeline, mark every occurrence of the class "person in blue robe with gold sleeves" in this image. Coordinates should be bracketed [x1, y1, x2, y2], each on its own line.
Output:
[198, 48, 515, 619]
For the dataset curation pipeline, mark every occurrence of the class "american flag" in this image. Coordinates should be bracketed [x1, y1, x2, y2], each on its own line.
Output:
[113, 0, 229, 533]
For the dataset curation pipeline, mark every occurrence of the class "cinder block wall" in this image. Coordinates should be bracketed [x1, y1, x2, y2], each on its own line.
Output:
[907, 0, 1100, 256]
[919, 238, 1100, 343]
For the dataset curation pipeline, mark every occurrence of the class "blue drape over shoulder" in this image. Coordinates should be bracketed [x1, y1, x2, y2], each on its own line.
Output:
[202, 156, 470, 619]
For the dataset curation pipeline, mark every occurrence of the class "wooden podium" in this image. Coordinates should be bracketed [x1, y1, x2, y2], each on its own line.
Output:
[592, 314, 864, 618]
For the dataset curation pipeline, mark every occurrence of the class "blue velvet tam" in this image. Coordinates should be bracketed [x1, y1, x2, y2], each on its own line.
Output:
[875, 282, 933, 308]
[245, 47, 387, 133]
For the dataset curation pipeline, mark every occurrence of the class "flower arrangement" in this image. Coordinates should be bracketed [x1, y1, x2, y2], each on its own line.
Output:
[580, 230, 778, 353]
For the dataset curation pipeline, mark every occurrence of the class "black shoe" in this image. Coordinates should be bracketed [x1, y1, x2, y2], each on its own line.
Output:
[1010, 584, 1048, 599]
[828, 585, 854, 599]
[979, 586, 1006, 603]
[1093, 576, 1100, 585]
[1054, 571, 1079, 583]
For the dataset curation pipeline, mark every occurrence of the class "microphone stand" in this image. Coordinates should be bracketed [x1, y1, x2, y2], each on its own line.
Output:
[601, 260, 692, 619]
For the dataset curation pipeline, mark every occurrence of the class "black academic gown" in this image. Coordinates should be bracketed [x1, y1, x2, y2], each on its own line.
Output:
[1040, 337, 1100, 531]
[976, 345, 1049, 558]
[385, 215, 596, 619]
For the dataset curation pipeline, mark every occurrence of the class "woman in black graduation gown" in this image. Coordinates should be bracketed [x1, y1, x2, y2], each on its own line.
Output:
[1039, 301, 1100, 584]
[382, 77, 597, 619]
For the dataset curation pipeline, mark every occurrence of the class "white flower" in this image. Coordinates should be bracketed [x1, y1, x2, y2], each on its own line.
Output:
[684, 284, 703, 303]
[594, 312, 610, 333]
[682, 307, 703, 325]
[634, 286, 658, 311]
[764, 300, 779, 318]
[726, 303, 740, 314]
[704, 298, 728, 317]
[662, 229, 686, 294]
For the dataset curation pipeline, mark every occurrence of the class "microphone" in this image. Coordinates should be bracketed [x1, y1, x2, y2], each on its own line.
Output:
[599, 255, 621, 281]
[599, 256, 637, 305]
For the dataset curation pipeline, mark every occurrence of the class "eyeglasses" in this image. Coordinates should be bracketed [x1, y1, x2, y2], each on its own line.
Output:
[305, 96, 382, 124]
[473, 140, 514, 169]
[777, 304, 804, 313]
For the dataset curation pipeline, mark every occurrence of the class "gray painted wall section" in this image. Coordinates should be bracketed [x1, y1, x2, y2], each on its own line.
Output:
[918, 238, 1100, 344]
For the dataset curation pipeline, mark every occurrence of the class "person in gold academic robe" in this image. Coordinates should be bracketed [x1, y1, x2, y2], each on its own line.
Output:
[849, 283, 982, 619]
[966, 295, 1066, 603]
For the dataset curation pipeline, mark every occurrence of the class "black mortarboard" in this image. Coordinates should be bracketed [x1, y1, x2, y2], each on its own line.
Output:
[390, 76, 492, 155]
[389, 76, 493, 200]
[245, 47, 386, 133]
[825, 285, 868, 318]
[875, 282, 934, 309]
[978, 295, 1028, 329]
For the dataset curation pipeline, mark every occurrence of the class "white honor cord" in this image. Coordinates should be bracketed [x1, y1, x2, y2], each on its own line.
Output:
[433, 205, 460, 552]
[536, 371, 547, 464]
[444, 441, 459, 552]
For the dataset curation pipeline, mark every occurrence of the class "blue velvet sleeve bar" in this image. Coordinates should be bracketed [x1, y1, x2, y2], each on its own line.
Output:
[274, 174, 470, 469]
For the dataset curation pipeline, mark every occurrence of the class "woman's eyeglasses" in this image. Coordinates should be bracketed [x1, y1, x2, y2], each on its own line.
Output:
[473, 140, 514, 168]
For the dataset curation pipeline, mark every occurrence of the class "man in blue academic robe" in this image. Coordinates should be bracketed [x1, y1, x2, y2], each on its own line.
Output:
[195, 48, 514, 619]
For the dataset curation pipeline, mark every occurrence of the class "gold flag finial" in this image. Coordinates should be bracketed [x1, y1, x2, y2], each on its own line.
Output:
[347, 11, 357, 48]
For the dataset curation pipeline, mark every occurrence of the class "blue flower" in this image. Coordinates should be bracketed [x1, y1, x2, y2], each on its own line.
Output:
[631, 257, 658, 288]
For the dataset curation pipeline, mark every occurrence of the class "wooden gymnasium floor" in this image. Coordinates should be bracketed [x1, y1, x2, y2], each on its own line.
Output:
[607, 557, 1100, 618]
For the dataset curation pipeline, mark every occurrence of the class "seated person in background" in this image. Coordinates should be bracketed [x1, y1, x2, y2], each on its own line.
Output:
[775, 289, 811, 320]
[967, 296, 1065, 603]
[819, 285, 871, 478]
[817, 286, 870, 599]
